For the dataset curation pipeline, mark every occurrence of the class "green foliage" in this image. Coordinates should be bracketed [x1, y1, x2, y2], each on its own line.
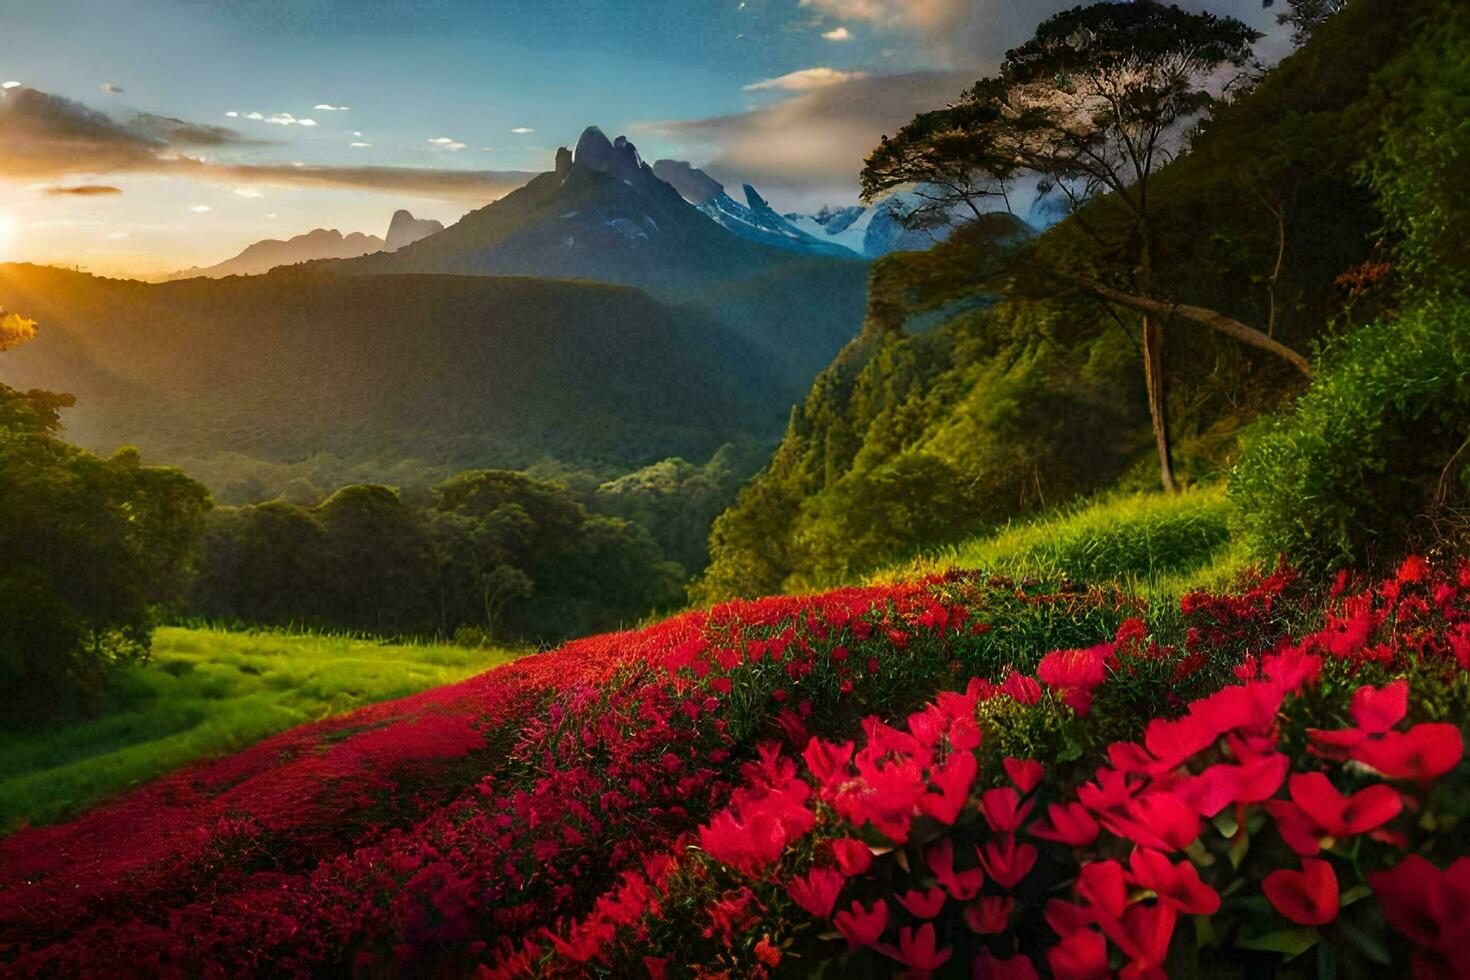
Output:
[192, 470, 685, 644]
[1364, 3, 1470, 298]
[1231, 301, 1470, 575]
[0, 626, 516, 832]
[591, 444, 763, 575]
[0, 384, 211, 715]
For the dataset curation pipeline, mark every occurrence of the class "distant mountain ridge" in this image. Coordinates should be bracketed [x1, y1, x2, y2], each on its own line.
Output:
[170, 228, 384, 280]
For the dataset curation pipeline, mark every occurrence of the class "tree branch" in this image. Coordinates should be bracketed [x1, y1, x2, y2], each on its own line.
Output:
[1079, 279, 1313, 377]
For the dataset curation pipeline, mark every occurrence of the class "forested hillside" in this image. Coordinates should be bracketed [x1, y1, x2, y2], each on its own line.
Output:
[698, 0, 1425, 599]
[0, 265, 784, 494]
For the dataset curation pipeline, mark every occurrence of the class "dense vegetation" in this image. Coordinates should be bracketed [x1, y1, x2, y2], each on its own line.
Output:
[698, 0, 1448, 600]
[0, 380, 209, 718]
[193, 470, 685, 644]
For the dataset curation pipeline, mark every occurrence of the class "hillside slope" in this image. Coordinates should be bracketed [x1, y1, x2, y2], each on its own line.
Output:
[697, 0, 1425, 599]
[0, 264, 784, 491]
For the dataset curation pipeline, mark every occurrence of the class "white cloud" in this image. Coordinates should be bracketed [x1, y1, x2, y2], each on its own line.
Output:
[350, 141, 372, 148]
[744, 67, 868, 92]
[100, 82, 124, 93]
[245, 111, 264, 120]
[351, 130, 363, 137]
[428, 137, 466, 150]
[188, 204, 212, 213]
[232, 187, 264, 198]
[2, 81, 22, 89]
[822, 26, 854, 41]
[510, 127, 535, 134]
[225, 111, 240, 118]
[297, 118, 317, 127]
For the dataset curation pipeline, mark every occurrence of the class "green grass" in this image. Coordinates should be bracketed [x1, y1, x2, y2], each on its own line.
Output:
[873, 485, 1248, 599]
[0, 628, 518, 833]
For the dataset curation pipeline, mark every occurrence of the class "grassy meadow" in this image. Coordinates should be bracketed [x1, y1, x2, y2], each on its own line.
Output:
[0, 628, 518, 833]
[874, 485, 1250, 600]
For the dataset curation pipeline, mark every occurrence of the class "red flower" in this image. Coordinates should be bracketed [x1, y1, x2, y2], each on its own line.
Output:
[896, 886, 947, 919]
[1368, 855, 1470, 976]
[754, 934, 782, 967]
[1263, 859, 1339, 926]
[830, 838, 873, 877]
[1106, 902, 1177, 975]
[1097, 790, 1200, 852]
[873, 923, 952, 973]
[919, 751, 977, 825]
[977, 835, 1037, 891]
[834, 898, 888, 948]
[928, 837, 984, 900]
[1287, 772, 1402, 839]
[1351, 680, 1408, 734]
[1047, 928, 1108, 980]
[1127, 847, 1220, 915]
[1003, 757, 1044, 794]
[963, 895, 1013, 935]
[978, 787, 1034, 834]
[1176, 752, 1289, 817]
[1076, 860, 1128, 922]
[1029, 802, 1100, 847]
[1001, 671, 1042, 705]
[803, 737, 854, 790]
[1352, 723, 1464, 782]
[786, 866, 845, 919]
[1037, 646, 1112, 716]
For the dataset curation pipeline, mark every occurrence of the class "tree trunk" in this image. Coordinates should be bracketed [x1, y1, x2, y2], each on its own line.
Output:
[1142, 312, 1178, 494]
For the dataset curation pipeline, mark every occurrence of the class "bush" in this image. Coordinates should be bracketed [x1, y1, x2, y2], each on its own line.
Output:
[0, 385, 210, 715]
[1230, 301, 1470, 575]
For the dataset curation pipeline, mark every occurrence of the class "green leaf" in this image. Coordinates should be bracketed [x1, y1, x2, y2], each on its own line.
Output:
[1340, 884, 1372, 907]
[1237, 927, 1320, 957]
[1212, 810, 1239, 838]
[1335, 918, 1392, 966]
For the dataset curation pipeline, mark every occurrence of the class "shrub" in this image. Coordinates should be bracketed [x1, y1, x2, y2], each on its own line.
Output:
[1230, 301, 1470, 575]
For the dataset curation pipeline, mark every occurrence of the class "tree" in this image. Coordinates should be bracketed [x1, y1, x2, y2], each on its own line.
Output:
[0, 316, 210, 714]
[1263, 0, 1349, 46]
[861, 81, 1027, 230]
[862, 1, 1312, 493]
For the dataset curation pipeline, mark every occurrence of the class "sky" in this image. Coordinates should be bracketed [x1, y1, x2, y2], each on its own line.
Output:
[0, 0, 1287, 276]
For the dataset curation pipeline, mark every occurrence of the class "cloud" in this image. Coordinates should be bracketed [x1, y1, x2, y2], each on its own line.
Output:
[0, 86, 537, 204]
[428, 137, 467, 151]
[313, 103, 349, 111]
[744, 67, 868, 92]
[822, 26, 854, 41]
[43, 184, 123, 196]
[638, 70, 970, 203]
[232, 187, 264, 198]
[510, 127, 535, 134]
[2, 81, 21, 90]
[350, 141, 372, 148]
[188, 204, 212, 213]
[100, 82, 124, 94]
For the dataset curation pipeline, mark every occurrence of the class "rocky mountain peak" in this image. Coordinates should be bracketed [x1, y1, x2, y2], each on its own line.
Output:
[385, 210, 445, 252]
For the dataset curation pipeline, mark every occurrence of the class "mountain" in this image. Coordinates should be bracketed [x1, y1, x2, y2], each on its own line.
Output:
[332, 127, 870, 385]
[0, 263, 788, 495]
[650, 159, 860, 258]
[385, 209, 445, 252]
[784, 192, 959, 259]
[170, 228, 384, 279]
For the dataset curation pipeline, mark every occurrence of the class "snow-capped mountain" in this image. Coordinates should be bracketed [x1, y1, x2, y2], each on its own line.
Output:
[785, 193, 958, 259]
[650, 160, 860, 258]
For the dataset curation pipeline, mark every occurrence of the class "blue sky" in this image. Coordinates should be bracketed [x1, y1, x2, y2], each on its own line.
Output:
[0, 0, 1285, 274]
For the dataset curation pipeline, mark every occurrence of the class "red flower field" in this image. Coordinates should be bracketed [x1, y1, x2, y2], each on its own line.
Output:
[3, 559, 1469, 978]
